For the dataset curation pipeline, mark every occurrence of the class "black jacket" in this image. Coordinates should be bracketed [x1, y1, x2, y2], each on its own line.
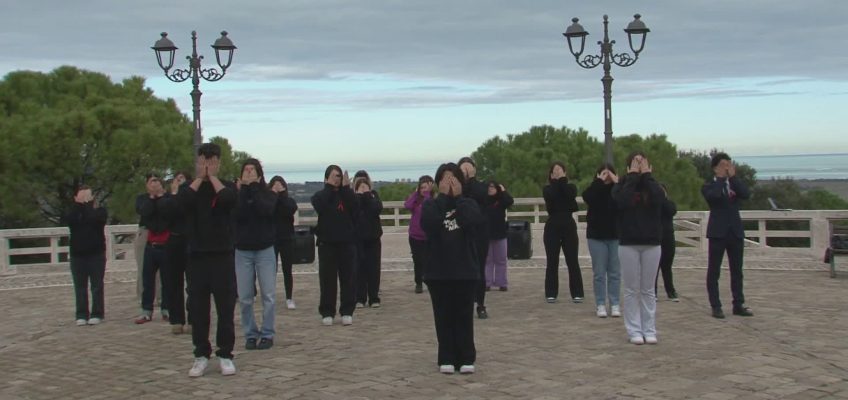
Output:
[661, 197, 678, 241]
[421, 195, 485, 281]
[159, 193, 187, 236]
[611, 173, 665, 246]
[178, 180, 237, 253]
[272, 193, 298, 242]
[543, 177, 579, 233]
[234, 182, 277, 251]
[311, 184, 358, 244]
[355, 190, 384, 241]
[485, 191, 514, 240]
[63, 203, 107, 256]
[702, 176, 750, 239]
[582, 178, 618, 240]
[464, 177, 490, 238]
[136, 194, 169, 234]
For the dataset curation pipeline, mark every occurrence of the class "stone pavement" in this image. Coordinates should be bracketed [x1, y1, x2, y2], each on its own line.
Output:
[1, 254, 847, 399]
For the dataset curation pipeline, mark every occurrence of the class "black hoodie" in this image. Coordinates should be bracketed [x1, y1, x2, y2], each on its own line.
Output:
[178, 180, 238, 253]
[421, 195, 486, 281]
[63, 203, 107, 256]
[485, 191, 514, 240]
[272, 192, 298, 242]
[234, 182, 277, 250]
[311, 184, 358, 244]
[136, 194, 169, 234]
[543, 177, 579, 232]
[611, 173, 665, 246]
[582, 178, 618, 240]
[355, 190, 384, 241]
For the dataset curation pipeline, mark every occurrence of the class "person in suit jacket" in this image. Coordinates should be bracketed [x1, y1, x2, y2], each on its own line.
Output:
[702, 152, 753, 319]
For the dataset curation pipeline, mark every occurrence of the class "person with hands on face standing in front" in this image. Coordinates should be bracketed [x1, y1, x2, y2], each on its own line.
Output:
[269, 175, 298, 310]
[483, 181, 514, 291]
[353, 173, 384, 309]
[62, 185, 108, 326]
[612, 152, 665, 345]
[583, 163, 622, 318]
[457, 157, 490, 319]
[543, 161, 584, 304]
[135, 174, 171, 324]
[405, 175, 434, 294]
[421, 162, 486, 375]
[179, 143, 238, 377]
[703, 153, 753, 319]
[234, 159, 278, 351]
[312, 166, 359, 326]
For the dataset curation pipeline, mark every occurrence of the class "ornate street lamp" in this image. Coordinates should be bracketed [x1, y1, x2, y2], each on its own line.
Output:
[152, 31, 237, 152]
[563, 14, 649, 164]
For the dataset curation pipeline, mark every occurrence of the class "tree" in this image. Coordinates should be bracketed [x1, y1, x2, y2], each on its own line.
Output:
[0, 66, 249, 228]
[378, 182, 416, 202]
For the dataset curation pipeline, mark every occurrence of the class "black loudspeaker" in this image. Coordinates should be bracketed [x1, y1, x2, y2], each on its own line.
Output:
[506, 220, 532, 260]
[292, 225, 316, 264]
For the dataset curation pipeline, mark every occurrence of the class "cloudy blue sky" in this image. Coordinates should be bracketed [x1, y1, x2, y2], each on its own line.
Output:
[2, 0, 846, 169]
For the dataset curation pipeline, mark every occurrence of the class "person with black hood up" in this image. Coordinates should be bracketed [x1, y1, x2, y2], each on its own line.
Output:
[353, 170, 384, 308]
[583, 163, 622, 318]
[312, 165, 359, 326]
[269, 175, 298, 310]
[62, 185, 108, 326]
[178, 143, 238, 377]
[421, 162, 486, 375]
[457, 156, 490, 319]
[542, 161, 584, 304]
[612, 151, 665, 345]
[234, 158, 278, 351]
[483, 181, 514, 291]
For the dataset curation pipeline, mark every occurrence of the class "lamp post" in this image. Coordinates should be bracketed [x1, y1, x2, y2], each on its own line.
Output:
[151, 31, 237, 153]
[563, 14, 649, 164]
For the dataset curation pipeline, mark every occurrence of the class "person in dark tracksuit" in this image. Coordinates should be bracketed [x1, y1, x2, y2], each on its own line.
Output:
[422, 162, 485, 375]
[404, 175, 434, 294]
[63, 185, 107, 326]
[269, 175, 298, 310]
[353, 174, 384, 308]
[312, 165, 359, 326]
[703, 152, 753, 319]
[161, 172, 193, 334]
[135, 174, 170, 324]
[655, 184, 679, 302]
[179, 143, 238, 378]
[543, 161, 584, 303]
[458, 157, 490, 319]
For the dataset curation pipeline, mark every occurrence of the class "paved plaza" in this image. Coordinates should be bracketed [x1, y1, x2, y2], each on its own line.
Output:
[1, 237, 847, 399]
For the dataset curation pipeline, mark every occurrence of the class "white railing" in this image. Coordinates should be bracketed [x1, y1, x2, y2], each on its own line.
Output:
[1, 198, 846, 275]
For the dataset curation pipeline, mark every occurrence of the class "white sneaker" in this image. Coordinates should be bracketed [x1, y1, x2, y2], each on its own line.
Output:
[370, 302, 381, 309]
[87, 318, 102, 325]
[596, 305, 608, 318]
[439, 365, 455, 374]
[610, 305, 621, 317]
[572, 297, 584, 303]
[644, 336, 658, 345]
[546, 297, 557, 304]
[286, 299, 296, 310]
[322, 317, 333, 326]
[629, 336, 645, 345]
[75, 319, 87, 326]
[219, 358, 236, 376]
[188, 357, 208, 377]
[356, 302, 366, 309]
[459, 365, 475, 374]
[341, 315, 353, 326]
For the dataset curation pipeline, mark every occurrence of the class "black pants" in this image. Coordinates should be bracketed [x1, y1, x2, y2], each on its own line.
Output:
[70, 253, 106, 320]
[474, 237, 489, 307]
[356, 239, 382, 305]
[427, 280, 477, 368]
[142, 244, 169, 313]
[165, 235, 191, 325]
[543, 226, 584, 299]
[188, 251, 236, 359]
[409, 238, 428, 286]
[318, 242, 356, 317]
[655, 235, 677, 297]
[275, 239, 295, 300]
[707, 237, 745, 309]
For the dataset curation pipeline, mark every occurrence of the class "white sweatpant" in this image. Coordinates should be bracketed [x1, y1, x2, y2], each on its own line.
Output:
[619, 245, 661, 339]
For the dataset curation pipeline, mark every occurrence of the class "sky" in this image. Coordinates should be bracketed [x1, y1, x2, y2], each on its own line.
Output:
[2, 0, 847, 169]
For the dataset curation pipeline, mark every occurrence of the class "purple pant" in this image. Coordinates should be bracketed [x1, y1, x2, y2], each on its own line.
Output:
[485, 239, 508, 288]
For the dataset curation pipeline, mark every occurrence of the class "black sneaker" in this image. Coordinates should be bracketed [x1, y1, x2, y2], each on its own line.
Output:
[711, 307, 725, 319]
[245, 338, 258, 350]
[732, 306, 754, 317]
[476, 306, 489, 319]
[257, 338, 274, 350]
[415, 284, 423, 294]
[668, 292, 679, 302]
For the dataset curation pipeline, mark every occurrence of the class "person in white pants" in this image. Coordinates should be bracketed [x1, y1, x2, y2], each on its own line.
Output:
[612, 151, 666, 345]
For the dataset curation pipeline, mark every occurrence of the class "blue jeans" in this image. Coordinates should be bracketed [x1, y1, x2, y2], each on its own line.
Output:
[235, 246, 277, 340]
[587, 239, 621, 307]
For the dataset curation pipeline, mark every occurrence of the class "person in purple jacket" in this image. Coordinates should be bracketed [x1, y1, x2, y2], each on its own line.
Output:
[404, 175, 434, 294]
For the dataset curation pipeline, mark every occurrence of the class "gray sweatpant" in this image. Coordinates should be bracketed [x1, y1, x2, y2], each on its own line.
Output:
[619, 245, 661, 339]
